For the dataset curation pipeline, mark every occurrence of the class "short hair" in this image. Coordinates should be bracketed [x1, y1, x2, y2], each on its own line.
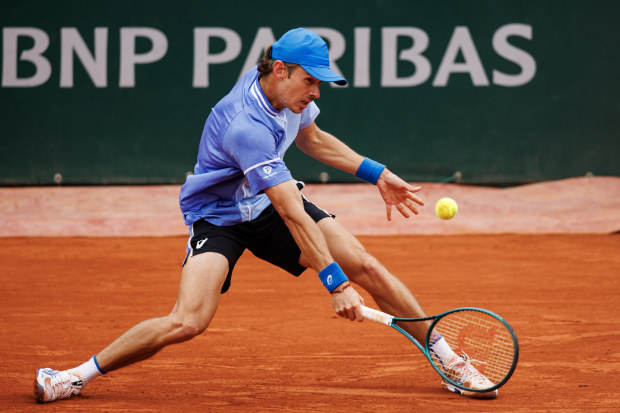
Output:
[257, 45, 300, 80]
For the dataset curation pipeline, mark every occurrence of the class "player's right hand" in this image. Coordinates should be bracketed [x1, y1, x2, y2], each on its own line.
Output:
[331, 283, 365, 322]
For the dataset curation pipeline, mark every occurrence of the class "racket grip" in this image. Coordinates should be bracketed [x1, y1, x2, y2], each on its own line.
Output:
[360, 306, 394, 326]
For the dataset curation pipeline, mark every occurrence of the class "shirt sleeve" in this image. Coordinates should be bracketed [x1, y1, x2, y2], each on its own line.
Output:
[222, 117, 293, 194]
[299, 101, 320, 130]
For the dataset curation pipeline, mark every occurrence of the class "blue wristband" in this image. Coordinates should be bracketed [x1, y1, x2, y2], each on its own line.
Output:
[318, 262, 349, 293]
[355, 158, 386, 185]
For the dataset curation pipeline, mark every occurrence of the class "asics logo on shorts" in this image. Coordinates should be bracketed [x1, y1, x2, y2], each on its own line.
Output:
[196, 238, 208, 249]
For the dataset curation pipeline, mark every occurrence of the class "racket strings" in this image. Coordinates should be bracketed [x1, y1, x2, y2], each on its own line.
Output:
[429, 311, 516, 387]
[455, 350, 487, 366]
[443, 355, 493, 390]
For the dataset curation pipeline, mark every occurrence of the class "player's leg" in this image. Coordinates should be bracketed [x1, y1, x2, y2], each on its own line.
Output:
[95, 251, 229, 371]
[34, 252, 229, 403]
[312, 217, 498, 398]
[314, 217, 429, 342]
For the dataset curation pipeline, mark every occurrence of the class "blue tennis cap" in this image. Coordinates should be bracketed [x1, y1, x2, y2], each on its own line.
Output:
[271, 28, 347, 86]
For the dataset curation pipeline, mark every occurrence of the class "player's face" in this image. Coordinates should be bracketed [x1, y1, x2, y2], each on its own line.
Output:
[279, 66, 321, 114]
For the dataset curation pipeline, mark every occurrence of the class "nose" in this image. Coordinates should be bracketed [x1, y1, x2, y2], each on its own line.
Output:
[310, 83, 320, 99]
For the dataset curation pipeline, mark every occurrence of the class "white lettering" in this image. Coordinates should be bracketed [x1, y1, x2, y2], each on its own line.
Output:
[492, 24, 536, 87]
[1, 25, 536, 89]
[354, 27, 371, 87]
[308, 28, 347, 88]
[60, 28, 108, 88]
[238, 27, 276, 80]
[433, 27, 489, 87]
[193, 28, 241, 88]
[119, 28, 168, 88]
[2, 27, 51, 87]
[381, 27, 431, 87]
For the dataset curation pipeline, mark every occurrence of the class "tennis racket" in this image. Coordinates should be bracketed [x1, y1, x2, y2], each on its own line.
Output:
[360, 305, 518, 393]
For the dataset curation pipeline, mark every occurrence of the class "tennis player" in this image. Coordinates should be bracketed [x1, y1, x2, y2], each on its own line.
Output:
[34, 28, 497, 403]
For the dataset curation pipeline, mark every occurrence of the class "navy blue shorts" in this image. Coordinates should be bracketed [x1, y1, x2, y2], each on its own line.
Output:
[184, 196, 334, 293]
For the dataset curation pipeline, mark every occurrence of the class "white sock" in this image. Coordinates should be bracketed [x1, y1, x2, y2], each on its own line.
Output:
[429, 333, 459, 364]
[71, 355, 105, 386]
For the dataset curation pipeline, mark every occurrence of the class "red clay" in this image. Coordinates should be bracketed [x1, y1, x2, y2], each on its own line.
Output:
[1, 234, 619, 412]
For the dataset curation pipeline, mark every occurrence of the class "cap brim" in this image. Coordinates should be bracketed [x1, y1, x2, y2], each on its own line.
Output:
[301, 64, 347, 86]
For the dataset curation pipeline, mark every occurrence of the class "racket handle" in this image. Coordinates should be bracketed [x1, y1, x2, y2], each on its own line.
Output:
[360, 306, 394, 326]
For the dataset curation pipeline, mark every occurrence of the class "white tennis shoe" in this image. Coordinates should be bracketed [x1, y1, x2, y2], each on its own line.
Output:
[441, 356, 498, 399]
[34, 368, 84, 403]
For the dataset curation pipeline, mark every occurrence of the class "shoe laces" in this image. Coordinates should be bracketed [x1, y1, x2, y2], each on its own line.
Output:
[446, 353, 492, 388]
[46, 370, 81, 399]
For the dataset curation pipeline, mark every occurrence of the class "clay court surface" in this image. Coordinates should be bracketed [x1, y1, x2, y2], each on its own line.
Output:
[1, 177, 620, 412]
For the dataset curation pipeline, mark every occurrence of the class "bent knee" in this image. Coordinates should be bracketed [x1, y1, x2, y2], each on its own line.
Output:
[168, 313, 210, 342]
[351, 255, 393, 291]
[361, 255, 383, 277]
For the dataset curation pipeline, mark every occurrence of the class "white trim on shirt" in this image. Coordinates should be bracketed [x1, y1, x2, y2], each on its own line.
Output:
[251, 81, 279, 118]
[243, 157, 282, 175]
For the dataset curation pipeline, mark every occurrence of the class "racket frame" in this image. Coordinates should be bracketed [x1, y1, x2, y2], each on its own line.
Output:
[361, 306, 519, 393]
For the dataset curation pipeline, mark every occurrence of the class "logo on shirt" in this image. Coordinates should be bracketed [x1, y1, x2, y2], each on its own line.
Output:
[262, 165, 272, 175]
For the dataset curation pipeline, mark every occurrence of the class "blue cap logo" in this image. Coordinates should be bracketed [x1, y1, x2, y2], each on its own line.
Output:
[271, 28, 347, 86]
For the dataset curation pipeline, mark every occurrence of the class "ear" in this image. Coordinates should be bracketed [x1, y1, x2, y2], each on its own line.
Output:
[272, 60, 288, 81]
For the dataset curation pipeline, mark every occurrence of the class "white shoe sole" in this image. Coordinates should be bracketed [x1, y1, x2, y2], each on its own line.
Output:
[441, 381, 498, 399]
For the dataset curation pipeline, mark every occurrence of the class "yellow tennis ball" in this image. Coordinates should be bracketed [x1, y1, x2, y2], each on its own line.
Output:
[435, 197, 458, 220]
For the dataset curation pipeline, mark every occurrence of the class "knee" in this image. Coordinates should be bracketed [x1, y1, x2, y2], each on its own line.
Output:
[352, 255, 392, 292]
[168, 312, 210, 343]
[361, 255, 382, 277]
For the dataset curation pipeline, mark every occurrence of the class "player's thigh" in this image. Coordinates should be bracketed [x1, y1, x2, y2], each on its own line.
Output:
[172, 252, 229, 326]
[315, 217, 370, 274]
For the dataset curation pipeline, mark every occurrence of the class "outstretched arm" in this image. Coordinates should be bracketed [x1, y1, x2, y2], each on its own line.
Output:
[296, 122, 424, 220]
[264, 180, 365, 321]
[295, 122, 364, 174]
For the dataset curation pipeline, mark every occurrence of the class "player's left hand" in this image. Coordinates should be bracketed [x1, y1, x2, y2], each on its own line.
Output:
[376, 169, 424, 221]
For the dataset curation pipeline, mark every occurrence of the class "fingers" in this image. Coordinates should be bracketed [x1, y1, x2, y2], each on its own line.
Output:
[407, 191, 425, 206]
[406, 184, 422, 193]
[390, 199, 420, 219]
[382, 180, 424, 220]
[333, 290, 365, 321]
[336, 304, 359, 321]
[340, 303, 365, 322]
[353, 304, 365, 322]
[396, 203, 409, 218]
[405, 198, 420, 214]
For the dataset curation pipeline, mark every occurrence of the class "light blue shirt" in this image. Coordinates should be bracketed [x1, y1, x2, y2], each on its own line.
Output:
[179, 67, 320, 226]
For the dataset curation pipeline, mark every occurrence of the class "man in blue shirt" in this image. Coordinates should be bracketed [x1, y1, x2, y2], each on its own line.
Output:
[35, 28, 497, 403]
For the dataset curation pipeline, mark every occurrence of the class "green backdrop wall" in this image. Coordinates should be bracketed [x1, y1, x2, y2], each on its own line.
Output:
[1, 0, 619, 185]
